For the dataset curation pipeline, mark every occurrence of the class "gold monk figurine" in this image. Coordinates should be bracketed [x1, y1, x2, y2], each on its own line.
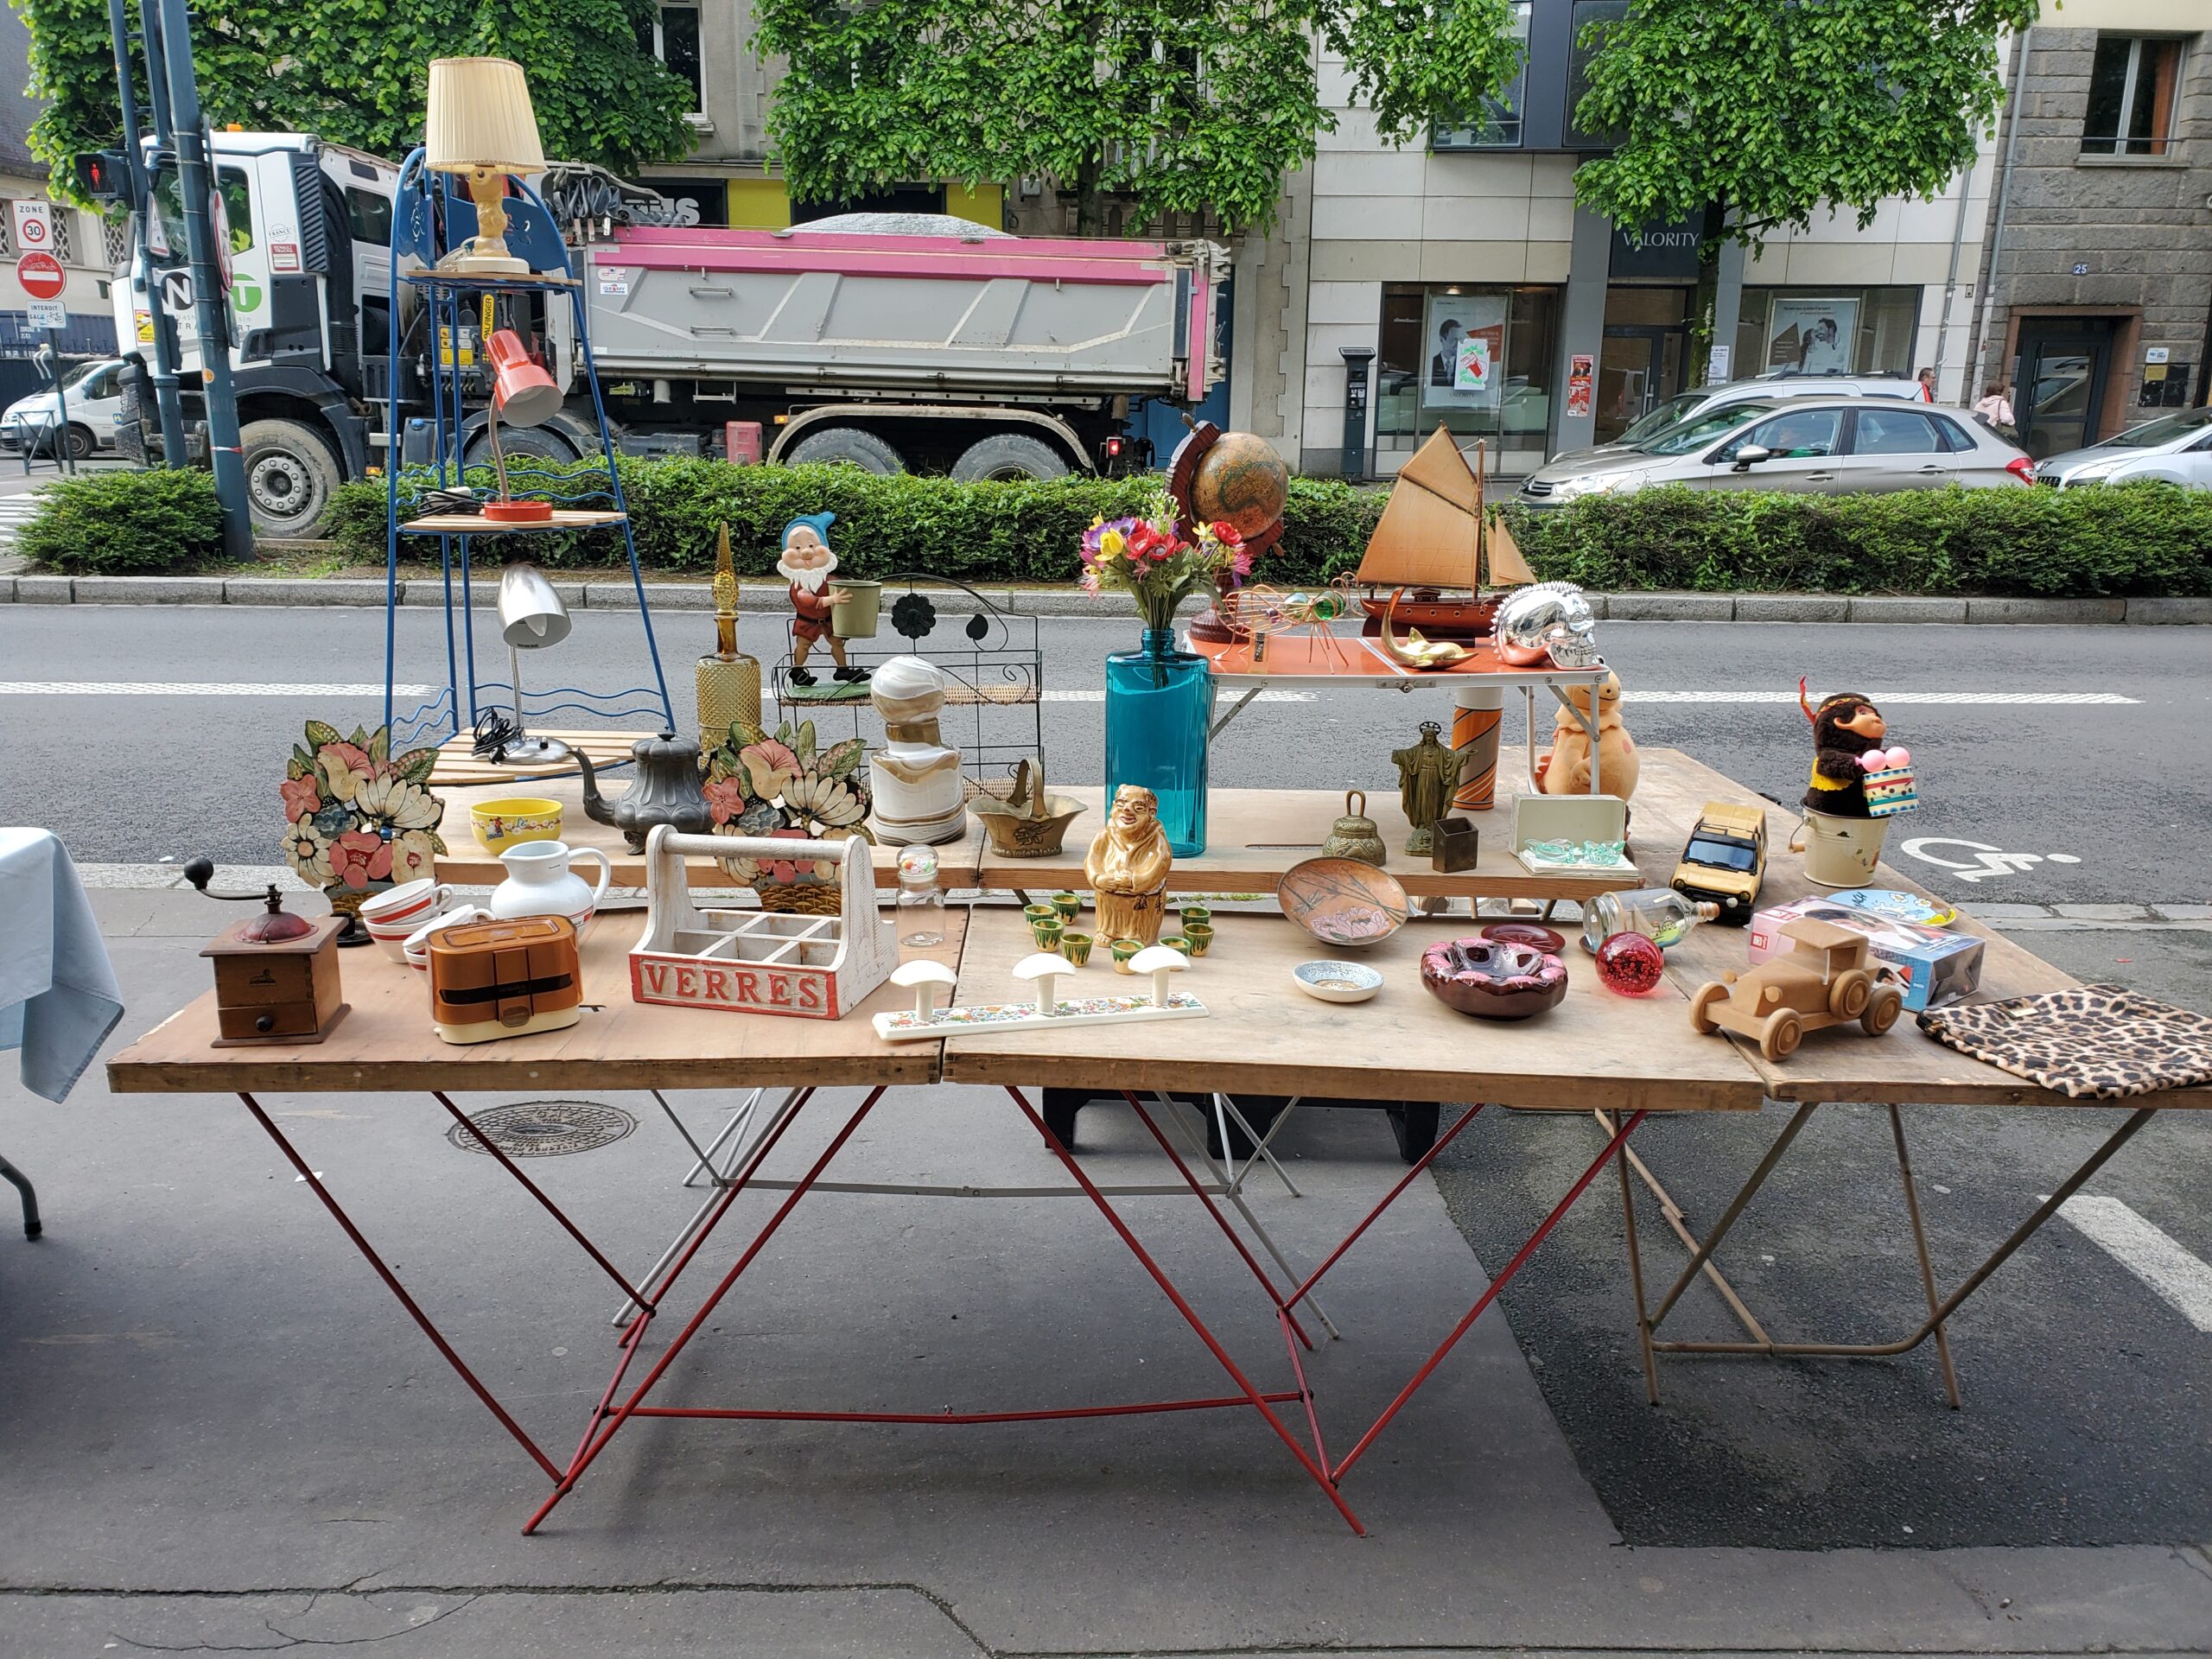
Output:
[1084, 785, 1174, 945]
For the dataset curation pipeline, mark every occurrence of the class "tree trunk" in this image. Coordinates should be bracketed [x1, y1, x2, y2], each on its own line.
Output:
[1685, 198, 1728, 386]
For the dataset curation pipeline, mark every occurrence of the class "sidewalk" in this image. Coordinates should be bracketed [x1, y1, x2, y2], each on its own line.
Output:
[3, 562, 2209, 625]
[1, 887, 2209, 1656]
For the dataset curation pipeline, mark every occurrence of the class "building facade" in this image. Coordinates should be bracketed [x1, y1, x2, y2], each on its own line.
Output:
[0, 10, 122, 363]
[1970, 0, 2210, 458]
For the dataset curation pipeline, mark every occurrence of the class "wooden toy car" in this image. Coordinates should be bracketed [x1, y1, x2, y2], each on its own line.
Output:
[1688, 916, 1904, 1060]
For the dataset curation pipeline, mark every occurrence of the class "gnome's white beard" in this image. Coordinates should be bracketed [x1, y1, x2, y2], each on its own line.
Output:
[778, 550, 837, 594]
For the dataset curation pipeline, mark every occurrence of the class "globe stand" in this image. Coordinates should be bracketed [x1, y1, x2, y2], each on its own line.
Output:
[1166, 420, 1287, 645]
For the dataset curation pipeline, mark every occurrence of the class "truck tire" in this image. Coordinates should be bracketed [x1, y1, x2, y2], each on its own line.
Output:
[950, 432, 1070, 482]
[785, 427, 906, 474]
[240, 418, 343, 537]
[462, 422, 580, 470]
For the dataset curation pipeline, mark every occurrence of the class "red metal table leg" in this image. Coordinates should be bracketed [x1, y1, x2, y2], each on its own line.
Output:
[238, 1091, 563, 1484]
[1331, 1109, 1645, 1484]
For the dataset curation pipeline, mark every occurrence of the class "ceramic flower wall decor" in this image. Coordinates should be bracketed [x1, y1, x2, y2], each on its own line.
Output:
[702, 716, 874, 886]
[281, 721, 448, 890]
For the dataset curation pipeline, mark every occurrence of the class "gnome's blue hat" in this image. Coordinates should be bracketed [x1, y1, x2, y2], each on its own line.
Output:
[782, 511, 836, 549]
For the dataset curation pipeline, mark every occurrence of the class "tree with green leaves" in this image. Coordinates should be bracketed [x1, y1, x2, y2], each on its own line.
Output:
[16, 0, 696, 201]
[751, 0, 1526, 233]
[1572, 0, 2037, 377]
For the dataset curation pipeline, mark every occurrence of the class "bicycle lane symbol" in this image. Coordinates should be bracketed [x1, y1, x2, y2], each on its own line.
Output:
[1899, 836, 2082, 885]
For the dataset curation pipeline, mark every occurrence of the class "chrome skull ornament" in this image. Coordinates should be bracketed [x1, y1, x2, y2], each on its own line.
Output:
[1493, 581, 1599, 670]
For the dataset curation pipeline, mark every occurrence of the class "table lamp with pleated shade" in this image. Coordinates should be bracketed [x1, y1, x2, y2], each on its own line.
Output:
[424, 56, 547, 275]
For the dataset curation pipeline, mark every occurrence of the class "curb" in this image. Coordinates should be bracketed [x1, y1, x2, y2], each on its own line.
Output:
[5, 575, 2210, 625]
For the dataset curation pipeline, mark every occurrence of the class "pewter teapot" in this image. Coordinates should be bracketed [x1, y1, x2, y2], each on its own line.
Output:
[575, 731, 713, 853]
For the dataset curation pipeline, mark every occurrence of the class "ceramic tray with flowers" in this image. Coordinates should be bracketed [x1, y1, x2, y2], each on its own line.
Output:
[703, 716, 874, 914]
[280, 721, 448, 924]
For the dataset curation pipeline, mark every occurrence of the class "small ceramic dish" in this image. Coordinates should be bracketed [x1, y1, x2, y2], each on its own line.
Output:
[1277, 857, 1410, 950]
[1481, 921, 1567, 955]
[1293, 959, 1384, 1004]
[471, 798, 563, 855]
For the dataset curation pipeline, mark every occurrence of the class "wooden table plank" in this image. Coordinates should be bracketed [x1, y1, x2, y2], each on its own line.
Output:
[400, 509, 625, 536]
[428, 731, 659, 790]
[106, 911, 963, 1096]
[938, 906, 1766, 1113]
[978, 782, 1645, 901]
[1628, 749, 2212, 1109]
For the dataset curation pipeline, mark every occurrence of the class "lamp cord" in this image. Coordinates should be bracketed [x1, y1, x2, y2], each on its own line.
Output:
[472, 704, 524, 762]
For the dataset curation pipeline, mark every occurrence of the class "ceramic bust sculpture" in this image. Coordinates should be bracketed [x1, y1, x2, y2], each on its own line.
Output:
[1084, 785, 1174, 945]
[868, 655, 968, 845]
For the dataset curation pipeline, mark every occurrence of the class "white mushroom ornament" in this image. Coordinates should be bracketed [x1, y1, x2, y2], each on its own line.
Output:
[1126, 944, 1187, 1008]
[889, 957, 958, 1025]
[1011, 951, 1073, 1015]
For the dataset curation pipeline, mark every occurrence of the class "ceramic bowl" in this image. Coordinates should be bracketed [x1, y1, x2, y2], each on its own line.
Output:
[1480, 921, 1567, 955]
[1277, 857, 1410, 950]
[471, 798, 563, 855]
[402, 905, 491, 972]
[1293, 959, 1383, 1004]
[1420, 937, 1569, 1020]
[360, 879, 456, 962]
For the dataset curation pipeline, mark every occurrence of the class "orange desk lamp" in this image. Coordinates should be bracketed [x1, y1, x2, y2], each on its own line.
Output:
[480, 328, 561, 524]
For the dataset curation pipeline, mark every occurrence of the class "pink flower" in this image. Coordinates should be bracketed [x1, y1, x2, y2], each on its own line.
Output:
[327, 829, 392, 889]
[316, 741, 377, 804]
[703, 777, 751, 825]
[279, 774, 323, 821]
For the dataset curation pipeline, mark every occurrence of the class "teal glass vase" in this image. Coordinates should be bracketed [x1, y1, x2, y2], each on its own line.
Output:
[1103, 627, 1210, 857]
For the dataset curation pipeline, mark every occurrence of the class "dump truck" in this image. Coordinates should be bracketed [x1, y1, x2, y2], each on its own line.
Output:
[107, 132, 1229, 536]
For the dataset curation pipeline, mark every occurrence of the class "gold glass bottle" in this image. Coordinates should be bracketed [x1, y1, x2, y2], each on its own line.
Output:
[695, 523, 762, 752]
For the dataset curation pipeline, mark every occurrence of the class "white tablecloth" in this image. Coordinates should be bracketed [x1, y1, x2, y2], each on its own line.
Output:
[0, 829, 124, 1102]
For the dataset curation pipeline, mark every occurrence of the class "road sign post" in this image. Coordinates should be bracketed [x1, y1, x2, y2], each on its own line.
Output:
[16, 253, 74, 474]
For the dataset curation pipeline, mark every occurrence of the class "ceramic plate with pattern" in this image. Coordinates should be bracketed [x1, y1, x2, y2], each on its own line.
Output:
[1277, 857, 1411, 950]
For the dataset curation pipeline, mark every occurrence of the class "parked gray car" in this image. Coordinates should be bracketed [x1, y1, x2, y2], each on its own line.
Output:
[1519, 398, 2034, 504]
[1557, 372, 1929, 467]
[2033, 405, 2212, 488]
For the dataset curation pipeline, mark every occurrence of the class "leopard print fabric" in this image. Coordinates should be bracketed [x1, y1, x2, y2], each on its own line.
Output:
[1916, 985, 2212, 1100]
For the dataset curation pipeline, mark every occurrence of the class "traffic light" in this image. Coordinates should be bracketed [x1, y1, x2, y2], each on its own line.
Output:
[73, 150, 133, 206]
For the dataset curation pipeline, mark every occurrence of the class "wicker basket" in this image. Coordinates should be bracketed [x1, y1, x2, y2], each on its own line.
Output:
[750, 880, 842, 916]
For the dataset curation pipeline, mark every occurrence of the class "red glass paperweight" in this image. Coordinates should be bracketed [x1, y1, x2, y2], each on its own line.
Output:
[1594, 930, 1666, 995]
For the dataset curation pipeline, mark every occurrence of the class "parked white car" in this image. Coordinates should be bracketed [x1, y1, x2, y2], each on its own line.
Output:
[1552, 372, 1929, 467]
[1, 358, 125, 460]
[2033, 406, 2212, 488]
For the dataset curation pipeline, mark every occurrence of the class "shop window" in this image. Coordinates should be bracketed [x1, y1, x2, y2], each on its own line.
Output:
[1735, 287, 1919, 380]
[1566, 0, 1630, 149]
[1433, 3, 1532, 150]
[1376, 283, 1560, 448]
[2083, 35, 2183, 157]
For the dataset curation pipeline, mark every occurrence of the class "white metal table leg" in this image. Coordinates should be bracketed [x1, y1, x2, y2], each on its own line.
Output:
[1218, 1093, 1303, 1198]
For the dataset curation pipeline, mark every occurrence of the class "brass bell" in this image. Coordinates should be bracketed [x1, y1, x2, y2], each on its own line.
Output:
[1321, 790, 1389, 868]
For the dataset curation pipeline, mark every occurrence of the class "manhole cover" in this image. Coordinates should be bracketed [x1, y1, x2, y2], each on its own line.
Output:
[447, 1100, 637, 1158]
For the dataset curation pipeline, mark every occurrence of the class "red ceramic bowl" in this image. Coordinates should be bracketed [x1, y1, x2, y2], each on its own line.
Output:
[1480, 921, 1567, 955]
[1421, 937, 1569, 1020]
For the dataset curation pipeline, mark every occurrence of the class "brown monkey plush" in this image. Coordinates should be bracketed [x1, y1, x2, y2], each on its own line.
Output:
[1801, 683, 1887, 818]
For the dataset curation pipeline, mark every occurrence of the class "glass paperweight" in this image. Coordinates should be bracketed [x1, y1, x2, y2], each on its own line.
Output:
[1593, 930, 1666, 996]
[895, 844, 945, 947]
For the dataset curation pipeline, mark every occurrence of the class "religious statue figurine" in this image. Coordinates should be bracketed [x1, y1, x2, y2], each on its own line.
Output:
[1084, 785, 1174, 945]
[868, 655, 968, 846]
[1392, 720, 1465, 855]
[779, 512, 868, 687]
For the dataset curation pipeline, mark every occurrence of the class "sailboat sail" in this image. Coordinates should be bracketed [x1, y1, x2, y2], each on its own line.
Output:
[1354, 425, 1482, 591]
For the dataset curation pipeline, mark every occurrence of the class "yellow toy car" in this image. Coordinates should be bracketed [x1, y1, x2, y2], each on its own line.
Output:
[1672, 800, 1767, 925]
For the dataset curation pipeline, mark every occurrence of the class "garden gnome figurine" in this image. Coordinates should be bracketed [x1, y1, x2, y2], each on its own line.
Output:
[1084, 785, 1174, 945]
[1392, 720, 1465, 855]
[868, 655, 968, 846]
[779, 512, 867, 687]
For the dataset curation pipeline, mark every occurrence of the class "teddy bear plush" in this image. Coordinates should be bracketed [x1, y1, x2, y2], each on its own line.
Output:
[1538, 670, 1639, 799]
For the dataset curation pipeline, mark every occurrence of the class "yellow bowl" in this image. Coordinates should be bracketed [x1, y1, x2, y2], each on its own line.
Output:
[471, 797, 563, 855]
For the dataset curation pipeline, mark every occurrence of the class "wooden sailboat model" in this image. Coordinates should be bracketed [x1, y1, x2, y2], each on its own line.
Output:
[1355, 425, 1535, 640]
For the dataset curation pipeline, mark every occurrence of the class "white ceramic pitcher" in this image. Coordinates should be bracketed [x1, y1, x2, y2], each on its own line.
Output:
[489, 839, 611, 934]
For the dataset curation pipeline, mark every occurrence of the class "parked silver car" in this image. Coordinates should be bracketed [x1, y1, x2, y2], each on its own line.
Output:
[2034, 405, 2212, 488]
[1519, 398, 2034, 504]
[1556, 372, 1929, 467]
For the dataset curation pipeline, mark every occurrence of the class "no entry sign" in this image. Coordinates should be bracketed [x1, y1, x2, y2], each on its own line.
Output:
[16, 251, 65, 302]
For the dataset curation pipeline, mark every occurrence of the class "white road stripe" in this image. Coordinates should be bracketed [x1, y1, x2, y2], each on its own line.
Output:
[2052, 1195, 2212, 1334]
[0, 681, 2130, 706]
[774, 687, 1315, 704]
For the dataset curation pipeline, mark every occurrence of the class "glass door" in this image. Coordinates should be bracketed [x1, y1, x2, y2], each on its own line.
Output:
[2016, 321, 2115, 459]
[1597, 326, 1681, 444]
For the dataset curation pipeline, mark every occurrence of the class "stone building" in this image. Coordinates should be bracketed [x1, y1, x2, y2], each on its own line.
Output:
[1970, 0, 2211, 457]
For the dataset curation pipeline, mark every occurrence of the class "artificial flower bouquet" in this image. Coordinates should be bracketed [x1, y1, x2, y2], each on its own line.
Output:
[280, 721, 448, 893]
[1077, 490, 1249, 633]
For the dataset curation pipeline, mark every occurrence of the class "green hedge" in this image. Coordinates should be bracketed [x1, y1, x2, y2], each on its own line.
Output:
[323, 460, 1382, 586]
[26, 455, 2212, 596]
[16, 467, 225, 574]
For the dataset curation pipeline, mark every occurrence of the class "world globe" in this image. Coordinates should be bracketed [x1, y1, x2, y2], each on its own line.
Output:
[1189, 431, 1289, 540]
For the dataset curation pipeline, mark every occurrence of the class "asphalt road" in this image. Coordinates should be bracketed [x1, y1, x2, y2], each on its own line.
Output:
[2, 601, 2207, 1554]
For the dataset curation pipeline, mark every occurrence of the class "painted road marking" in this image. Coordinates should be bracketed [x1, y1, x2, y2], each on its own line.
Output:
[2050, 1196, 2212, 1334]
[0, 682, 431, 697]
[767, 688, 1321, 705]
[1901, 836, 2083, 883]
[1624, 691, 2140, 706]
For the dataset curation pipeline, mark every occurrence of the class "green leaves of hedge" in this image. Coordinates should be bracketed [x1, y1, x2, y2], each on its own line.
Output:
[16, 467, 224, 573]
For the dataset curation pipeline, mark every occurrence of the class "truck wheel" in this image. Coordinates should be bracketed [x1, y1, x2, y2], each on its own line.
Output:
[951, 432, 1071, 482]
[240, 418, 342, 537]
[462, 423, 579, 470]
[786, 427, 905, 474]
